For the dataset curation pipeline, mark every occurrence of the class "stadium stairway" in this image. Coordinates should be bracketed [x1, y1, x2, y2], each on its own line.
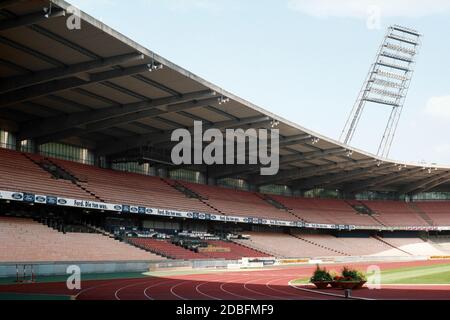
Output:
[372, 235, 413, 256]
[127, 238, 208, 260]
[429, 236, 450, 254]
[407, 202, 435, 226]
[0, 217, 164, 262]
[199, 240, 271, 260]
[290, 234, 350, 256]
[256, 193, 306, 222]
[346, 199, 387, 227]
[161, 179, 224, 215]
[232, 238, 281, 257]
[44, 157, 105, 202]
[24, 154, 105, 202]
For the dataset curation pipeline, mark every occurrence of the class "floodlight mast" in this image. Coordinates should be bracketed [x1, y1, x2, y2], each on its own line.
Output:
[340, 25, 422, 158]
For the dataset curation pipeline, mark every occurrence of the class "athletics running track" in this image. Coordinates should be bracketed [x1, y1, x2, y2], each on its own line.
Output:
[1, 260, 449, 300]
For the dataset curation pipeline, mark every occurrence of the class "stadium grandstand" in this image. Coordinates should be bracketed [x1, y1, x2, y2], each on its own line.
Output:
[0, 0, 450, 301]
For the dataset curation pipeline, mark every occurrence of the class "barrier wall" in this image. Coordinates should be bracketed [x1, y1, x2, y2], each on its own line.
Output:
[0, 259, 237, 278]
[0, 256, 432, 278]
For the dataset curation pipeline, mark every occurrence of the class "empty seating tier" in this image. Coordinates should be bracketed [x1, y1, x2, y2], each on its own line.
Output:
[128, 238, 207, 260]
[200, 240, 271, 260]
[414, 202, 450, 226]
[239, 232, 444, 258]
[361, 201, 430, 227]
[0, 217, 164, 262]
[0, 148, 449, 228]
[180, 182, 299, 221]
[271, 196, 380, 226]
[0, 148, 96, 201]
[49, 158, 213, 213]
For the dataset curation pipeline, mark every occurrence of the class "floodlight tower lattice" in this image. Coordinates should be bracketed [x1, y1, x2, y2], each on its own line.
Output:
[340, 25, 422, 158]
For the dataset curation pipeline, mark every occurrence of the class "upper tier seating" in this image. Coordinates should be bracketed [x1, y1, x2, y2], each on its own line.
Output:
[0, 216, 163, 262]
[362, 201, 429, 227]
[50, 158, 213, 213]
[1, 148, 449, 228]
[414, 202, 450, 225]
[181, 182, 299, 221]
[0, 148, 96, 200]
[271, 196, 380, 226]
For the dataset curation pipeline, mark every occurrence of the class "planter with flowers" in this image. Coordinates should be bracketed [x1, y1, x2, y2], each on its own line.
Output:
[334, 267, 367, 290]
[310, 265, 333, 289]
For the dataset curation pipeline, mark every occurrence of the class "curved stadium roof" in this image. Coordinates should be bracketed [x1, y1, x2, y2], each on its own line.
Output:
[0, 0, 450, 194]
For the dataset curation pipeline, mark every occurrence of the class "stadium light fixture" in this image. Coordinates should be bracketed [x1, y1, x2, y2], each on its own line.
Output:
[218, 96, 230, 105]
[340, 25, 422, 159]
[43, 3, 53, 18]
[270, 120, 280, 128]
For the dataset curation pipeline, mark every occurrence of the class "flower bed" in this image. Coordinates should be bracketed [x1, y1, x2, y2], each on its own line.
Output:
[309, 266, 367, 290]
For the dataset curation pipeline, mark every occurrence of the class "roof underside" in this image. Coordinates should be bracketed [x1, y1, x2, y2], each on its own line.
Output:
[0, 0, 449, 194]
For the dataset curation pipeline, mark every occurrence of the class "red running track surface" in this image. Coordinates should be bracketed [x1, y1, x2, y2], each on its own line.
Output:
[0, 260, 449, 300]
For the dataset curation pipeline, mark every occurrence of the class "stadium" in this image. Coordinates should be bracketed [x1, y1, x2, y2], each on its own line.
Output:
[0, 0, 449, 302]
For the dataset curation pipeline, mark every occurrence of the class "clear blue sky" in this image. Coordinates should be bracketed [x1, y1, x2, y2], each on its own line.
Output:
[70, 0, 450, 165]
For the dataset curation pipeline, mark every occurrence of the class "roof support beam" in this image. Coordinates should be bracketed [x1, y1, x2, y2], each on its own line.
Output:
[0, 117, 18, 132]
[18, 90, 214, 141]
[324, 166, 402, 188]
[252, 158, 376, 186]
[280, 148, 346, 166]
[344, 167, 424, 193]
[414, 174, 450, 193]
[0, 63, 154, 108]
[0, 35, 64, 67]
[0, 8, 65, 32]
[0, 0, 27, 10]
[399, 171, 450, 194]
[293, 164, 396, 190]
[97, 115, 271, 156]
[279, 134, 312, 148]
[208, 148, 347, 180]
[35, 96, 220, 145]
[0, 52, 144, 94]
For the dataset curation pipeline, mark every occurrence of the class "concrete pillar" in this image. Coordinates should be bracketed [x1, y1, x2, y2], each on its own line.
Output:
[103, 156, 112, 169]
[198, 172, 207, 185]
[149, 166, 157, 176]
[207, 177, 217, 186]
[158, 167, 168, 178]
[285, 186, 294, 197]
[292, 188, 304, 197]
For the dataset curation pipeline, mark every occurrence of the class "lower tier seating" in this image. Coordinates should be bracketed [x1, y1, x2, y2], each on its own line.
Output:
[0, 217, 164, 262]
[237, 232, 445, 258]
[234, 232, 337, 258]
[379, 237, 444, 256]
[200, 240, 271, 260]
[128, 238, 207, 260]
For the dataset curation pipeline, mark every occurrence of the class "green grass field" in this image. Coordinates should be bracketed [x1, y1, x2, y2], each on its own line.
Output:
[292, 263, 450, 285]
[380, 263, 450, 284]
